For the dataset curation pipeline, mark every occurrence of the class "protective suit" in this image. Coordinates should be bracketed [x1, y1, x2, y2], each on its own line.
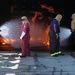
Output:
[48, 14, 62, 57]
[20, 16, 30, 57]
[71, 13, 75, 48]
[71, 13, 75, 32]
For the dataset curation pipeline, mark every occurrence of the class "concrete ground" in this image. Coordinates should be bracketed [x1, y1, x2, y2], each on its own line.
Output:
[0, 51, 75, 75]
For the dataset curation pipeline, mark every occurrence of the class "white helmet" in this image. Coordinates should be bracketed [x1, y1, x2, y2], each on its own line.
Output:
[21, 16, 28, 21]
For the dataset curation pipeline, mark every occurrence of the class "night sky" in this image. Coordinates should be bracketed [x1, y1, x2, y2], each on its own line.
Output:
[0, 0, 75, 28]
[0, 0, 74, 14]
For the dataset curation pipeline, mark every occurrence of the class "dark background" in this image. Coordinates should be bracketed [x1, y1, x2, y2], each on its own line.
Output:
[0, 0, 75, 28]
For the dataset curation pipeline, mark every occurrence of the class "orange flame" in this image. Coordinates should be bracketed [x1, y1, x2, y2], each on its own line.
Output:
[0, 37, 9, 45]
[31, 5, 52, 46]
[1, 4, 55, 47]
[31, 12, 42, 26]
[40, 4, 56, 14]
[43, 25, 50, 45]
[30, 25, 50, 46]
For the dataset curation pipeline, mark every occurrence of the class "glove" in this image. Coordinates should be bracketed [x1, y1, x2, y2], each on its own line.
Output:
[56, 34, 58, 39]
[20, 31, 26, 40]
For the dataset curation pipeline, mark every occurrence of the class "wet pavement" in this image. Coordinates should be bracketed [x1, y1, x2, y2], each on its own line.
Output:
[0, 51, 75, 75]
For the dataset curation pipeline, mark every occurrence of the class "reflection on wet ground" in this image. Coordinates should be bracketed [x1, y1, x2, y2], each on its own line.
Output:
[0, 51, 75, 75]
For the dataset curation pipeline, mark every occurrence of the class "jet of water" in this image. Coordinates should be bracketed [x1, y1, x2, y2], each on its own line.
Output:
[0, 18, 46, 48]
[60, 27, 71, 46]
[0, 18, 22, 48]
[0, 18, 72, 48]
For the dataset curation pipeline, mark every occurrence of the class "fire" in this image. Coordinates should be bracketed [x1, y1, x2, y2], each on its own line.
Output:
[31, 12, 42, 26]
[43, 25, 50, 45]
[30, 25, 50, 46]
[0, 4, 56, 48]
[0, 36, 17, 45]
[31, 4, 55, 46]
[40, 4, 56, 14]
[30, 37, 35, 42]
[0, 36, 9, 45]
[10, 39, 16, 42]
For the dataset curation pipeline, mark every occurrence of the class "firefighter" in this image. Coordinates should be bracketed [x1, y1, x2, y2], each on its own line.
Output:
[48, 14, 63, 57]
[71, 13, 75, 49]
[20, 16, 30, 58]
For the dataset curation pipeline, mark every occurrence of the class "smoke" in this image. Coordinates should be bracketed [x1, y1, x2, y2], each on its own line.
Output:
[0, 18, 47, 48]
[0, 17, 72, 48]
[30, 24, 45, 46]
[60, 27, 71, 46]
[0, 19, 22, 48]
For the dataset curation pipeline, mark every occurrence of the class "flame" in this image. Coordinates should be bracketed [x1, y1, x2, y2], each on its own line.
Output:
[31, 4, 54, 46]
[0, 37, 9, 45]
[31, 12, 42, 26]
[30, 25, 50, 46]
[30, 37, 35, 42]
[40, 4, 56, 14]
[43, 25, 50, 45]
[10, 39, 16, 42]
[0, 36, 17, 45]
[0, 27, 50, 46]
[0, 4, 56, 47]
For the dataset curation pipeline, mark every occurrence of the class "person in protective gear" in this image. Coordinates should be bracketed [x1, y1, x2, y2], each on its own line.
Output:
[48, 14, 63, 57]
[71, 13, 75, 32]
[20, 16, 30, 58]
[71, 13, 75, 49]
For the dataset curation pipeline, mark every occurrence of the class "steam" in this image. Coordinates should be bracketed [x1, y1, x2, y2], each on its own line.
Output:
[0, 19, 22, 48]
[60, 27, 71, 46]
[30, 24, 45, 46]
[0, 18, 47, 48]
[0, 18, 72, 48]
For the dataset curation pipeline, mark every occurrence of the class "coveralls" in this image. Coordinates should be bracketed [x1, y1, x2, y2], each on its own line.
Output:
[49, 19, 61, 56]
[71, 17, 75, 49]
[21, 22, 30, 56]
